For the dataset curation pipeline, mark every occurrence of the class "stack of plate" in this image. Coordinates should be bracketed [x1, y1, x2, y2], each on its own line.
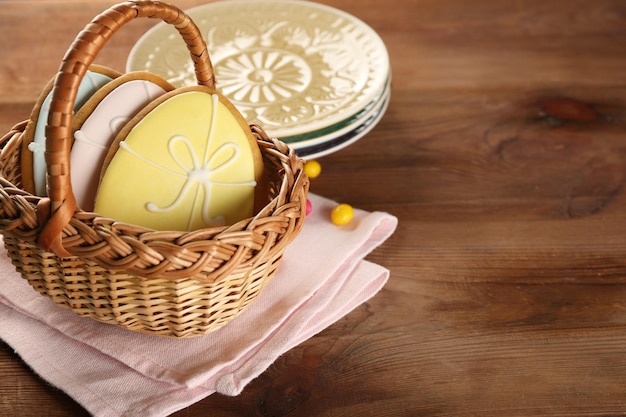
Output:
[127, 0, 390, 159]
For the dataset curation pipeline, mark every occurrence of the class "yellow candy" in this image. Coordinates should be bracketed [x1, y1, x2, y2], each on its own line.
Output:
[304, 160, 322, 179]
[331, 203, 354, 226]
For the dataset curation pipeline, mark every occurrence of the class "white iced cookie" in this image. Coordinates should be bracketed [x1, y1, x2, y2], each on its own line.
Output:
[70, 72, 174, 210]
[95, 86, 264, 231]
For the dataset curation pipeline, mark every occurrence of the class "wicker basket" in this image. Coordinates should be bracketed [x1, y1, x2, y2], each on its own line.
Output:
[0, 0, 309, 338]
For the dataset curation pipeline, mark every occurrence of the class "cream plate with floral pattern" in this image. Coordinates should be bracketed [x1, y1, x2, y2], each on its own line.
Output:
[127, 0, 390, 143]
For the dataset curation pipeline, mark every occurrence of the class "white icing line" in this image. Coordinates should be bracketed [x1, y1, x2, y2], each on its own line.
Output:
[109, 116, 130, 135]
[27, 142, 45, 153]
[202, 94, 219, 163]
[118, 141, 186, 178]
[73, 130, 108, 151]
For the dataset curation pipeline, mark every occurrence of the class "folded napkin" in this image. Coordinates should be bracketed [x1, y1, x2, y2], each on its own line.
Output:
[0, 193, 397, 417]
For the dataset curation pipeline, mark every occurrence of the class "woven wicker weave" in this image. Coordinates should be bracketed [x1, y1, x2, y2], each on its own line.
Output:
[0, 1, 309, 338]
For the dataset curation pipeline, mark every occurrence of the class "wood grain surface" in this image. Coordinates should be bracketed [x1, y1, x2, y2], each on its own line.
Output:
[2, 0, 626, 416]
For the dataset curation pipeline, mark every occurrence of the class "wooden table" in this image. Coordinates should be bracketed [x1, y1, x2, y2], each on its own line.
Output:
[2, 0, 626, 416]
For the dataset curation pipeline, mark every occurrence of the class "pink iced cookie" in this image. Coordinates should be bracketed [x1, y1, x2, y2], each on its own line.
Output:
[70, 72, 174, 210]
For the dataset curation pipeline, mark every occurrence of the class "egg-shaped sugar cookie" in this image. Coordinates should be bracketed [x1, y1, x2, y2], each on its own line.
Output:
[95, 86, 264, 232]
[21, 64, 120, 196]
[70, 72, 174, 211]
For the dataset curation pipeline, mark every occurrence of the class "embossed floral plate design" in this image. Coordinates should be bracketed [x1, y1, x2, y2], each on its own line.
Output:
[127, 0, 390, 155]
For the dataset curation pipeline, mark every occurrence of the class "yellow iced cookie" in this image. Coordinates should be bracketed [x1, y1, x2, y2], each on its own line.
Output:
[95, 86, 263, 231]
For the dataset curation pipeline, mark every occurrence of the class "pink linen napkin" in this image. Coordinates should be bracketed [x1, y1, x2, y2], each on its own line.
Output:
[0, 193, 397, 417]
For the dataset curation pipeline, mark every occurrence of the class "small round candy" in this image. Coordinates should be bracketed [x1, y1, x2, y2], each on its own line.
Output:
[331, 203, 354, 226]
[304, 160, 322, 179]
[306, 199, 312, 216]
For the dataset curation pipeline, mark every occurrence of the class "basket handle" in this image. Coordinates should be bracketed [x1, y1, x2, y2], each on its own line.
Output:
[37, 0, 215, 256]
